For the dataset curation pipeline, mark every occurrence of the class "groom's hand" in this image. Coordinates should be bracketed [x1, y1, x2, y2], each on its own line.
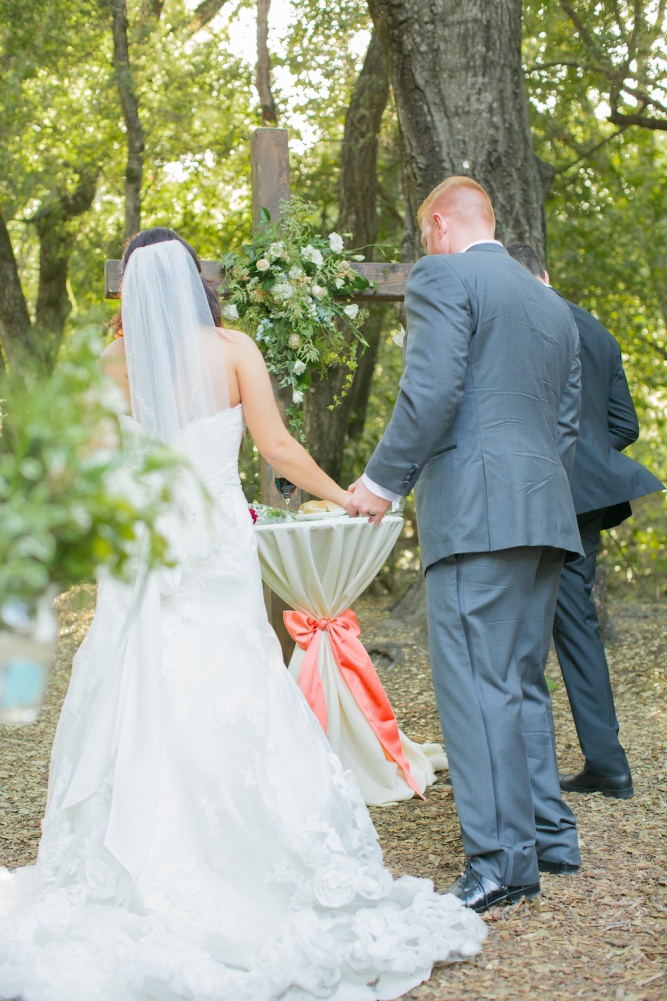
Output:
[346, 479, 391, 526]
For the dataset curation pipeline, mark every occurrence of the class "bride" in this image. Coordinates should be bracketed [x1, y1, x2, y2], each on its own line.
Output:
[0, 229, 486, 1001]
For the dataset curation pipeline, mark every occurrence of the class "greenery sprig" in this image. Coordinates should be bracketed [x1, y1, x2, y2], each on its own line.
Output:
[0, 330, 186, 607]
[220, 197, 372, 437]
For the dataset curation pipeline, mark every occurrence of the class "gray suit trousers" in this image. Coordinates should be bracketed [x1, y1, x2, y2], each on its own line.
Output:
[552, 511, 629, 775]
[425, 547, 581, 886]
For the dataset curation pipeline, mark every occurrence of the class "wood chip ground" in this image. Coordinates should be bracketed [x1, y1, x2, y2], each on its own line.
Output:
[1, 586, 665, 1001]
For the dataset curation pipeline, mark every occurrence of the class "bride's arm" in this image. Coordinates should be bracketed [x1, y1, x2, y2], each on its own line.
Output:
[233, 334, 350, 509]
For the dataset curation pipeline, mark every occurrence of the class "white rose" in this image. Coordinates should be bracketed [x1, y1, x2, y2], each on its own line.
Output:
[256, 258, 271, 271]
[313, 856, 360, 907]
[311, 284, 327, 300]
[302, 244, 324, 268]
[273, 282, 294, 300]
[292, 389, 304, 404]
[357, 862, 393, 900]
[343, 303, 359, 320]
[289, 266, 303, 280]
[329, 232, 344, 253]
[292, 360, 307, 375]
[220, 302, 239, 320]
[288, 333, 301, 349]
[267, 241, 284, 260]
[334, 278, 344, 290]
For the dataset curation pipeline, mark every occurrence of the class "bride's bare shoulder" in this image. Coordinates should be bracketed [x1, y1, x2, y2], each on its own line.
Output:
[100, 337, 126, 371]
[216, 326, 249, 346]
[216, 327, 263, 359]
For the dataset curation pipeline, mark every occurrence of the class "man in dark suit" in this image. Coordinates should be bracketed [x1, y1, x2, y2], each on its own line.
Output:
[507, 243, 664, 800]
[348, 178, 584, 912]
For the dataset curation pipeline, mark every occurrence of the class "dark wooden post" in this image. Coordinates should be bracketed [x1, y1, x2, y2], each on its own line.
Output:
[250, 128, 300, 660]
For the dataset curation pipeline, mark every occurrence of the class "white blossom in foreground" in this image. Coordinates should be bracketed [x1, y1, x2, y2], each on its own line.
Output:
[302, 244, 324, 268]
[288, 334, 301, 349]
[292, 360, 307, 375]
[256, 258, 271, 272]
[220, 303, 239, 320]
[392, 325, 406, 348]
[267, 242, 284, 260]
[311, 285, 327, 300]
[328, 232, 344, 253]
[343, 303, 359, 320]
[292, 389, 304, 404]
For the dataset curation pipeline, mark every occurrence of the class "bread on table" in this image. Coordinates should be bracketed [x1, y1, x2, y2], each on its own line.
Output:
[298, 499, 345, 515]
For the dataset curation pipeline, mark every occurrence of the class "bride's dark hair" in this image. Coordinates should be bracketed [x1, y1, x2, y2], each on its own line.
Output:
[112, 227, 222, 334]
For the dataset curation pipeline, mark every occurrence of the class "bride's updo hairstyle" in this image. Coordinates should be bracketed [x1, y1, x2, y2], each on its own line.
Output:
[113, 227, 221, 333]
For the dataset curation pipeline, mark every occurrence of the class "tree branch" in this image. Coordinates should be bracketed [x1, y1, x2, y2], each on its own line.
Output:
[33, 171, 98, 370]
[552, 125, 630, 174]
[140, 0, 164, 22]
[256, 0, 277, 124]
[557, 0, 610, 65]
[188, 0, 228, 32]
[0, 209, 35, 372]
[108, 0, 145, 241]
[608, 108, 667, 130]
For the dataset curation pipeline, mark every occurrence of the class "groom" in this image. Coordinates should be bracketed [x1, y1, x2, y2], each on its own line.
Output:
[348, 177, 584, 912]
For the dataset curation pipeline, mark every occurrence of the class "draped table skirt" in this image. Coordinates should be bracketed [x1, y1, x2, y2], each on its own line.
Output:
[255, 515, 447, 806]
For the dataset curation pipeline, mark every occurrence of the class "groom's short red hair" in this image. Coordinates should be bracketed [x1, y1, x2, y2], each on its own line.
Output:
[418, 177, 496, 233]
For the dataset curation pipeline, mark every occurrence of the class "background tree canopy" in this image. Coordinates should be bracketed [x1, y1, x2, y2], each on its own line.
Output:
[1, 0, 665, 594]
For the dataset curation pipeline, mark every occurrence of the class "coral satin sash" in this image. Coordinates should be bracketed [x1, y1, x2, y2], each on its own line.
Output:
[283, 609, 423, 798]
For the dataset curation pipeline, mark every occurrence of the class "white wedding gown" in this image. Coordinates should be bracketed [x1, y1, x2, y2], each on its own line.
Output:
[0, 406, 486, 1001]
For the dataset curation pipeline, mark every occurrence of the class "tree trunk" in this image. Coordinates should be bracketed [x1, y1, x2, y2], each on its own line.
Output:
[0, 210, 36, 372]
[303, 29, 389, 481]
[256, 0, 277, 124]
[33, 171, 98, 370]
[367, 0, 548, 260]
[110, 0, 144, 242]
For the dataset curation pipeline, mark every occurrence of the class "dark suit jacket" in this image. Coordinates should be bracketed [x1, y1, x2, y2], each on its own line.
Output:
[365, 244, 583, 570]
[565, 299, 663, 529]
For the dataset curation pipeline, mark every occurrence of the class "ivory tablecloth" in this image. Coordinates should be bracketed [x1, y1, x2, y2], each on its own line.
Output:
[255, 515, 447, 806]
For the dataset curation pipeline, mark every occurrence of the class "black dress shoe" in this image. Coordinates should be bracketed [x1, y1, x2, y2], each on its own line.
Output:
[559, 764, 634, 799]
[447, 862, 540, 914]
[537, 859, 580, 875]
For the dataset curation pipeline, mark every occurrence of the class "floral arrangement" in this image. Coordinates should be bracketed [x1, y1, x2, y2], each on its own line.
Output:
[220, 197, 373, 436]
[0, 329, 185, 607]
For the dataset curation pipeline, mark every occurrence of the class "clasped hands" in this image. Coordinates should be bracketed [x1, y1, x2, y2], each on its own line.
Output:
[345, 479, 392, 526]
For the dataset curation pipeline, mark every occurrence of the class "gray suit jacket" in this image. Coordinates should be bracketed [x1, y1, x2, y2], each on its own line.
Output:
[565, 299, 663, 529]
[365, 244, 584, 571]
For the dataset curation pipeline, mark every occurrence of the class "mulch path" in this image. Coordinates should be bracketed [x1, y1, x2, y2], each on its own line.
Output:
[1, 586, 666, 1001]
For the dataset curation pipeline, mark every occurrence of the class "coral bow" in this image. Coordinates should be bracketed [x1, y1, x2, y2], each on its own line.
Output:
[283, 608, 423, 798]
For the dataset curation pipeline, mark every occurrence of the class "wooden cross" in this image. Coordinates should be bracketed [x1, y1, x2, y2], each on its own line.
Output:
[105, 128, 413, 654]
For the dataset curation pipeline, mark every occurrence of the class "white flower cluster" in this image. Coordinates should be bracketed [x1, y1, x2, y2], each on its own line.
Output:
[313, 856, 393, 907]
[301, 244, 324, 268]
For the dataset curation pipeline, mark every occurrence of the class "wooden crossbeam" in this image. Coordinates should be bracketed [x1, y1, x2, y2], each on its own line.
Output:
[104, 260, 412, 300]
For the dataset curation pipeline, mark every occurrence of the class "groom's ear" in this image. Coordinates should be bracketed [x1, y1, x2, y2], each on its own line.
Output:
[433, 212, 448, 236]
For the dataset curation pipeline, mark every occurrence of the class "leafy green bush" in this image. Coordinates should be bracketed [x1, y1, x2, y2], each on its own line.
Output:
[0, 330, 185, 606]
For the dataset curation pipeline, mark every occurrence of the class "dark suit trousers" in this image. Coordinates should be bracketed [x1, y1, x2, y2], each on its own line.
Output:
[426, 547, 580, 887]
[552, 510, 630, 775]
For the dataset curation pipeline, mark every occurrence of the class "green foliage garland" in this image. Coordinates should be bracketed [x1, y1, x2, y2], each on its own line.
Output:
[220, 197, 372, 437]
